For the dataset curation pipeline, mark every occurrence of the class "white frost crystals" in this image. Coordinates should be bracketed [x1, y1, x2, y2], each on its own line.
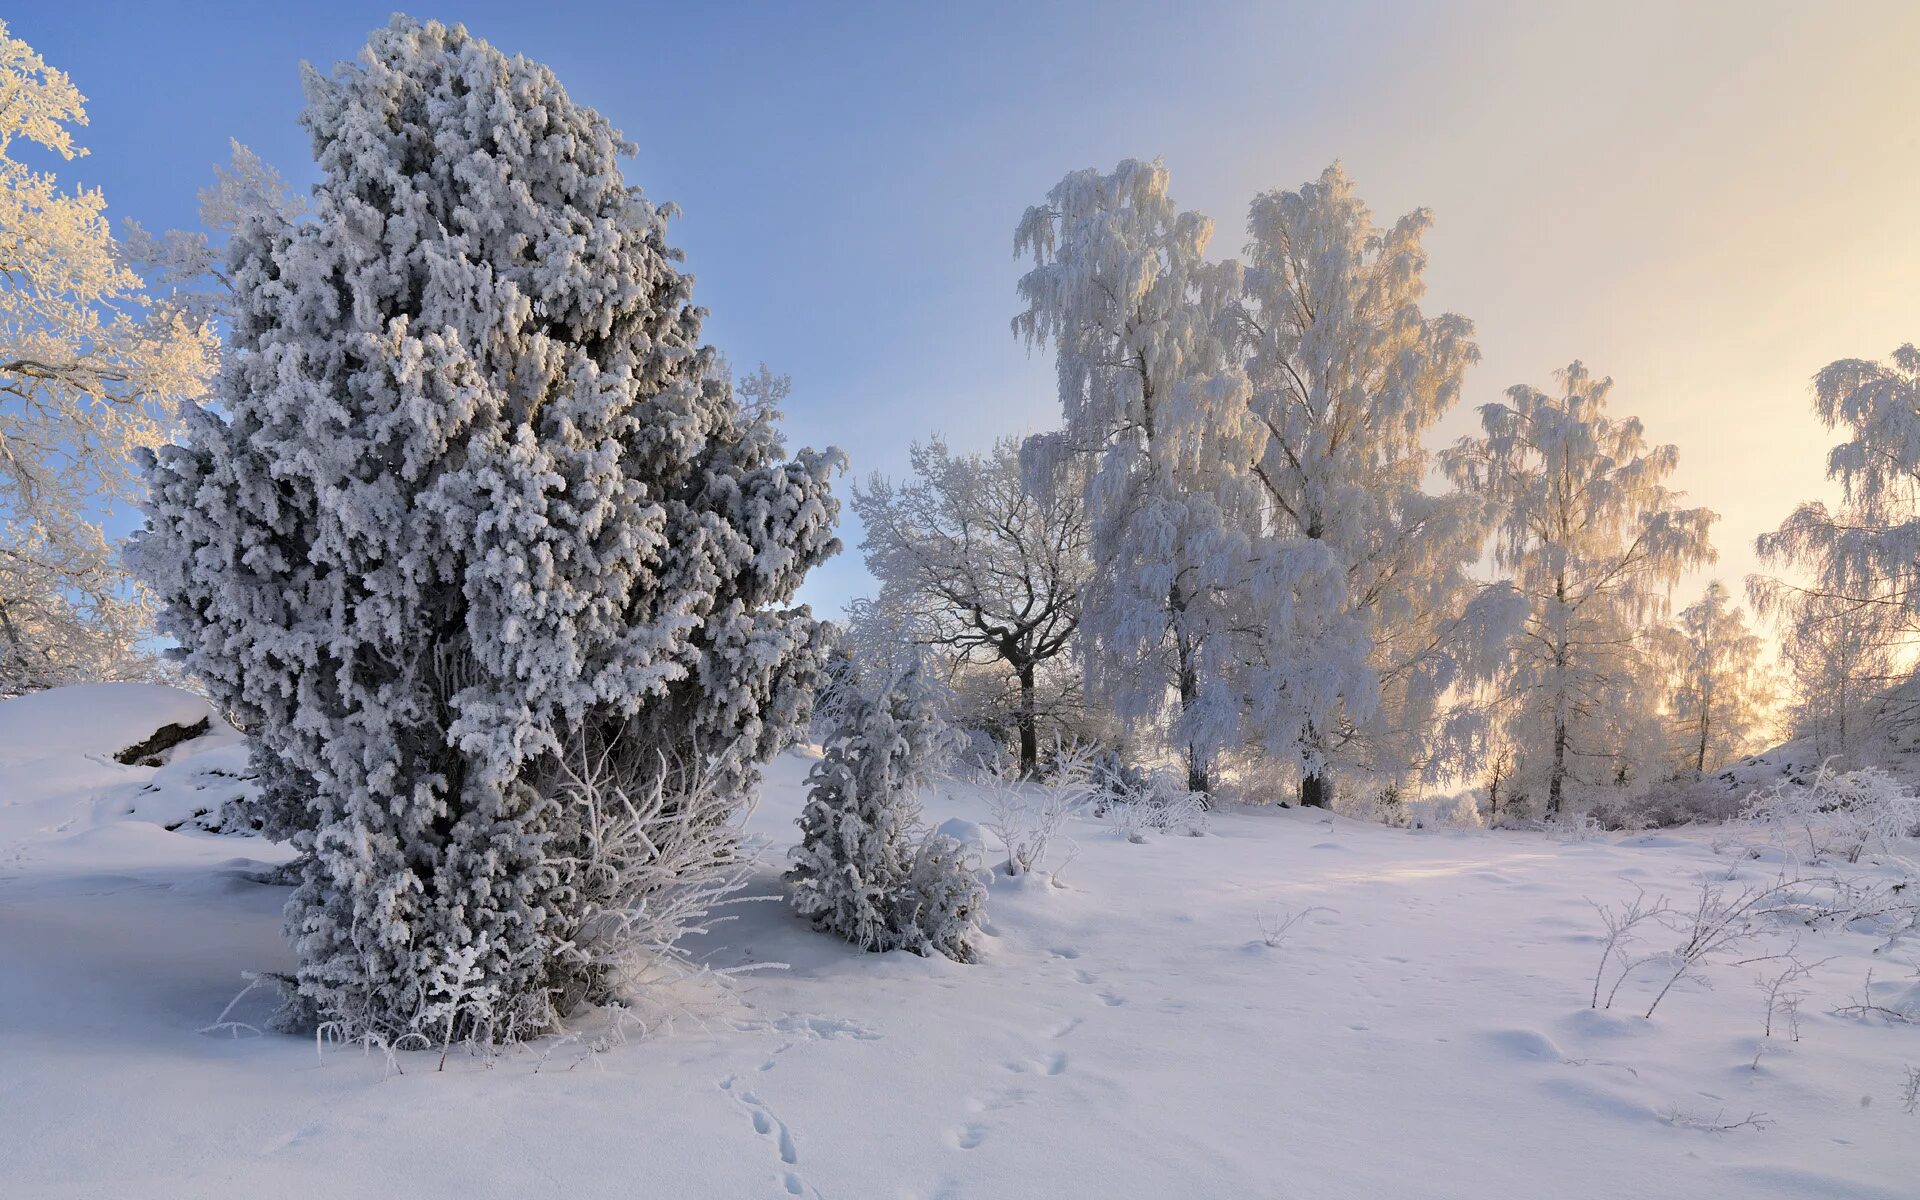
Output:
[133, 18, 840, 1045]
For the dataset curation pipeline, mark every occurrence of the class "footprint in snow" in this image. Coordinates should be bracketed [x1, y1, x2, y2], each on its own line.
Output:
[719, 1077, 815, 1195]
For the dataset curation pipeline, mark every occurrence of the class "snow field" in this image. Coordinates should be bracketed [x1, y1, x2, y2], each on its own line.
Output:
[1, 693, 1914, 1198]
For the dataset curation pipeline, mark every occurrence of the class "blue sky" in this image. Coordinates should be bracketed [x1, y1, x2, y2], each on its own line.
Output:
[21, 2, 1920, 615]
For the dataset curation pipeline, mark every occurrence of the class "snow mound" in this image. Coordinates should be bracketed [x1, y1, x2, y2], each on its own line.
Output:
[0, 682, 224, 767]
[0, 683, 256, 847]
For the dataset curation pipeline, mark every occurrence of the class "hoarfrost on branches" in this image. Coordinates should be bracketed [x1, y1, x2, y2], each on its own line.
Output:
[134, 17, 839, 1043]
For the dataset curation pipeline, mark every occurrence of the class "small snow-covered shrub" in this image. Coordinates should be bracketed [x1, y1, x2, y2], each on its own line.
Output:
[1087, 752, 1209, 840]
[1107, 772, 1210, 841]
[551, 742, 762, 1013]
[1542, 810, 1607, 844]
[982, 765, 1086, 875]
[787, 671, 983, 961]
[1087, 750, 1151, 809]
[894, 834, 988, 963]
[1741, 763, 1918, 865]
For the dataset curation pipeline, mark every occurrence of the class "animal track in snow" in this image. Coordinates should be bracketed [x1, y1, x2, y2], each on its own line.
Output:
[719, 1075, 816, 1195]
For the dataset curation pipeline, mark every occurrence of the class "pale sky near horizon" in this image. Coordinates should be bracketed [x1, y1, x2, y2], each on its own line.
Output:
[20, 1, 1920, 625]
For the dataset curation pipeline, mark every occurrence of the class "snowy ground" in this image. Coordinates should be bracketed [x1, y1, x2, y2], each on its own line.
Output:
[2, 687, 1915, 1199]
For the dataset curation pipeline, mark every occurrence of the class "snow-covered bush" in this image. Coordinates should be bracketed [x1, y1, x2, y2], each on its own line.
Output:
[982, 755, 1093, 873]
[1098, 768, 1210, 841]
[894, 834, 988, 963]
[1542, 810, 1608, 844]
[787, 672, 983, 962]
[548, 741, 764, 1013]
[1741, 764, 1918, 865]
[133, 18, 838, 1043]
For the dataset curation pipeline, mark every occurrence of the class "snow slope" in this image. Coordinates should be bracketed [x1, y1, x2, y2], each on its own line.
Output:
[1, 688, 1915, 1199]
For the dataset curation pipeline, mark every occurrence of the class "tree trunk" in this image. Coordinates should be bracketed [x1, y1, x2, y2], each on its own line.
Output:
[1299, 771, 1331, 809]
[1547, 712, 1568, 816]
[1172, 587, 1210, 798]
[1015, 659, 1039, 779]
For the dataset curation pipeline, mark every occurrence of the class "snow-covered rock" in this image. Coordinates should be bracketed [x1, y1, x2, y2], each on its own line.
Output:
[0, 682, 223, 767]
[0, 683, 255, 844]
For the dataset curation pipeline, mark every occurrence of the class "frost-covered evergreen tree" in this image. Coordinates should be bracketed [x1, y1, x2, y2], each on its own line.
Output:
[1444, 363, 1714, 814]
[1014, 160, 1246, 795]
[134, 18, 839, 1040]
[788, 667, 983, 961]
[1227, 164, 1517, 806]
[1661, 581, 1773, 775]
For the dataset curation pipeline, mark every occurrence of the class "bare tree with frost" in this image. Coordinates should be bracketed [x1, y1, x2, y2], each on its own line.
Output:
[1755, 344, 1920, 751]
[134, 18, 840, 1042]
[853, 436, 1090, 777]
[1771, 590, 1903, 764]
[1444, 363, 1715, 814]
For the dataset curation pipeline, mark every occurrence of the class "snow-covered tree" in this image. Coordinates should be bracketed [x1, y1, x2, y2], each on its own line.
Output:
[1661, 581, 1773, 775]
[1758, 345, 1920, 637]
[852, 436, 1090, 776]
[1227, 163, 1516, 806]
[1771, 590, 1904, 765]
[1753, 343, 1920, 762]
[1014, 159, 1247, 794]
[134, 18, 840, 1041]
[1444, 363, 1715, 814]
[0, 21, 215, 693]
[787, 667, 983, 961]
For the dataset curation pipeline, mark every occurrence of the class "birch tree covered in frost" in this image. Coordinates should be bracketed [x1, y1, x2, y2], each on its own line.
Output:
[1445, 363, 1715, 813]
[1662, 581, 1772, 776]
[0, 21, 215, 693]
[1754, 345, 1920, 742]
[1227, 164, 1517, 806]
[135, 18, 840, 1042]
[1014, 159, 1248, 795]
[1017, 160, 1515, 806]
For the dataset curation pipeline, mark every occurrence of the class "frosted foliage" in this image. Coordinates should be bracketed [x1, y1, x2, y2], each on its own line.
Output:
[787, 672, 983, 962]
[1014, 160, 1244, 791]
[133, 18, 839, 1040]
[1761, 346, 1920, 628]
[1741, 765, 1918, 866]
[1017, 161, 1515, 800]
[0, 21, 215, 693]
[1444, 363, 1714, 812]
[1230, 164, 1517, 798]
